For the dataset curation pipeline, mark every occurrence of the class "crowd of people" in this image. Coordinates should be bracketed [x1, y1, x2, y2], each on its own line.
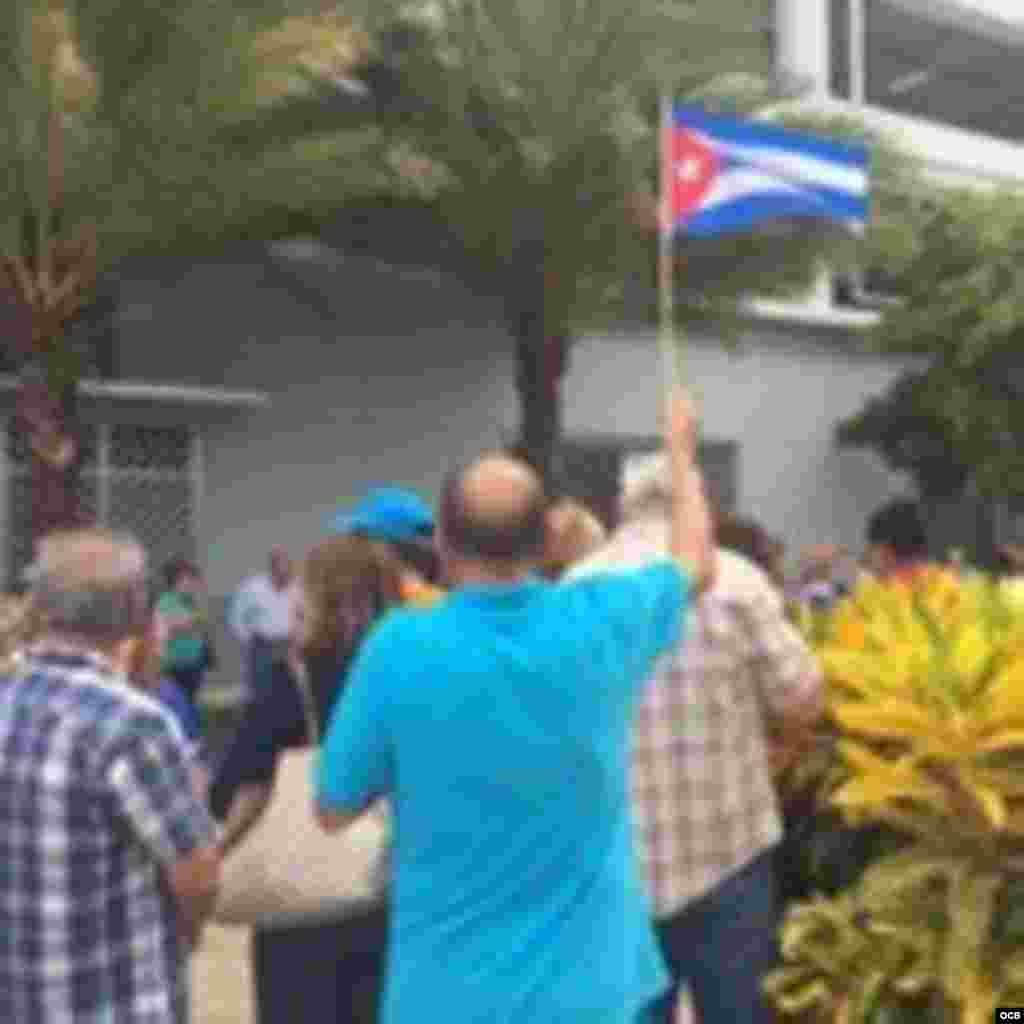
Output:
[0, 391, 961, 1024]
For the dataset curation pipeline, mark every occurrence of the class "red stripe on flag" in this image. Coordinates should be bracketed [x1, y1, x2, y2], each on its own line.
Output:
[665, 126, 719, 226]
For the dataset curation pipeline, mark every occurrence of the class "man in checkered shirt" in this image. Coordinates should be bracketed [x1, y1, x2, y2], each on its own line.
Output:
[571, 458, 821, 1024]
[0, 530, 221, 1023]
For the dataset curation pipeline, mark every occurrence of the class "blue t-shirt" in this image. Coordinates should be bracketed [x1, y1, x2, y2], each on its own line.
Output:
[317, 561, 690, 1024]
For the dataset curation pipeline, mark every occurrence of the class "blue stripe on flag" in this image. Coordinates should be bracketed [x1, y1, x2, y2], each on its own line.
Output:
[676, 194, 865, 239]
[673, 106, 868, 169]
[786, 187, 868, 221]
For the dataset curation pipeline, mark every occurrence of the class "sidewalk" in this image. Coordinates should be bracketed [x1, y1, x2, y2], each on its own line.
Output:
[191, 925, 252, 1024]
[190, 924, 693, 1023]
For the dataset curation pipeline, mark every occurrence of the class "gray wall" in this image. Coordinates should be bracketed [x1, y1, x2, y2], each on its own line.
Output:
[115, 246, 517, 596]
[114, 244, 915, 597]
[563, 325, 916, 567]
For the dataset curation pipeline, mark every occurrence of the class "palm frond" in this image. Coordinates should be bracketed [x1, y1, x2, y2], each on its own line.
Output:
[0, 2, 390, 275]
[334, 0, 922, 340]
[68, 0, 216, 100]
[0, 2, 80, 272]
[217, 79, 377, 156]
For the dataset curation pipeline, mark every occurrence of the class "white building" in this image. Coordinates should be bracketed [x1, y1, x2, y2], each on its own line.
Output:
[2, 0, 1021, 643]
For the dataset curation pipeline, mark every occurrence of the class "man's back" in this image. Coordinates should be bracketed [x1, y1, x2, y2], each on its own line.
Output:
[574, 527, 819, 916]
[318, 565, 689, 1024]
[0, 646, 208, 1023]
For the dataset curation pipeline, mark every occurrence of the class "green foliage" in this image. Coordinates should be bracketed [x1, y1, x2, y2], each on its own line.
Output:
[335, 0, 815, 335]
[332, 2, 923, 345]
[836, 372, 972, 501]
[1, 0, 922, 344]
[866, 188, 1024, 363]
[0, 0, 383, 275]
[840, 185, 1024, 500]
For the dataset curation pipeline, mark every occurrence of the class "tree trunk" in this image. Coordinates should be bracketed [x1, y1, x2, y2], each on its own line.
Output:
[972, 493, 999, 571]
[511, 313, 569, 491]
[2, 203, 98, 558]
[917, 490, 949, 562]
[14, 359, 84, 553]
[29, 441, 83, 542]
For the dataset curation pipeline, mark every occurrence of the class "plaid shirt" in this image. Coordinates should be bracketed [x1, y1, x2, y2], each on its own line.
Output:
[573, 520, 821, 918]
[0, 641, 218, 1023]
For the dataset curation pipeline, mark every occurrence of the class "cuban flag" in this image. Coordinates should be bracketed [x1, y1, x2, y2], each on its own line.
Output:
[666, 106, 870, 239]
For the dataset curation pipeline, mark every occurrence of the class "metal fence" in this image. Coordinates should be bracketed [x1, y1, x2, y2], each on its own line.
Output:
[2, 421, 201, 590]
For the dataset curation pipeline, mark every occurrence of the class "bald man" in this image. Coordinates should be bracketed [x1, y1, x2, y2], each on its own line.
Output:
[315, 397, 715, 1024]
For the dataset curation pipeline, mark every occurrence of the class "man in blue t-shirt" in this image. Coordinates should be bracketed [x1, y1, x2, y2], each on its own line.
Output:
[316, 395, 716, 1024]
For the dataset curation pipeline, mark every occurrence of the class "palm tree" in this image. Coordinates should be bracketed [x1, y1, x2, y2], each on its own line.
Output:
[0, 0, 380, 544]
[333, 0, 891, 488]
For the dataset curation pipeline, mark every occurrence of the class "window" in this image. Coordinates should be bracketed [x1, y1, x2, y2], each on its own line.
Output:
[63, 286, 119, 379]
[832, 266, 903, 310]
[4, 423, 199, 588]
[830, 0, 852, 99]
[558, 436, 738, 530]
[831, 0, 1024, 144]
[832, 191, 942, 311]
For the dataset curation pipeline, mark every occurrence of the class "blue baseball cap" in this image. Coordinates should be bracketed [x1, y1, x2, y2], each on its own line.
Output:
[328, 486, 435, 544]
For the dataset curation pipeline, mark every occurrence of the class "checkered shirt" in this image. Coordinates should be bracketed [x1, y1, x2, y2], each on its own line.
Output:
[0, 641, 218, 1023]
[572, 521, 821, 919]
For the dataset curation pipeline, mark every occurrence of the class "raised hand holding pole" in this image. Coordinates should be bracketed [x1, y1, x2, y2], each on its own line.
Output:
[658, 91, 683, 397]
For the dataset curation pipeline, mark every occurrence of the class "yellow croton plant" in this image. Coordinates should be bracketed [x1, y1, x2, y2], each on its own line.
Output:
[768, 568, 1024, 1024]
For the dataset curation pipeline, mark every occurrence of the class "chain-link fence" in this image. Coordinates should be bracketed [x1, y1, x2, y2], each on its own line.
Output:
[558, 437, 738, 529]
[4, 421, 199, 591]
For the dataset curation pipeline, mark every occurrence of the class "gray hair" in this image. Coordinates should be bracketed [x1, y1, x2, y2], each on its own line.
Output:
[620, 451, 672, 520]
[30, 529, 148, 641]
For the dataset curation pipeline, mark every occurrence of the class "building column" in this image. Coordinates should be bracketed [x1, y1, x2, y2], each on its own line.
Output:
[776, 0, 836, 309]
[775, 0, 831, 99]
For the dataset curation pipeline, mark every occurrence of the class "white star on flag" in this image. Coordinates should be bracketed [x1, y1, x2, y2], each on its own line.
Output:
[676, 158, 704, 183]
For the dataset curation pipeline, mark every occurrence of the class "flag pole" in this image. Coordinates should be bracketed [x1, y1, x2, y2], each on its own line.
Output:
[658, 91, 682, 396]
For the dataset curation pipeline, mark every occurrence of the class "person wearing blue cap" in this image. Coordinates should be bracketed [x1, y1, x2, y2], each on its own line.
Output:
[329, 487, 443, 601]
